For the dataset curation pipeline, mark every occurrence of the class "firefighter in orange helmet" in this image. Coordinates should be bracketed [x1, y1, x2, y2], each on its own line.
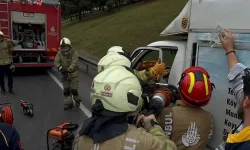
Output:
[157, 66, 215, 150]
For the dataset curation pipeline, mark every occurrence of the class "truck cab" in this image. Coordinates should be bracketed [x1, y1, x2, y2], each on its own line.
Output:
[130, 0, 250, 149]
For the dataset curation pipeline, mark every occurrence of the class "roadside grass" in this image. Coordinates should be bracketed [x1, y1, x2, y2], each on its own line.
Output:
[62, 0, 186, 58]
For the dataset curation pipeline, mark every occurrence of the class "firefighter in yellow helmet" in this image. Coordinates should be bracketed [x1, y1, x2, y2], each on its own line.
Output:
[0, 31, 21, 94]
[54, 37, 81, 110]
[73, 65, 177, 150]
[98, 46, 168, 82]
[157, 66, 215, 150]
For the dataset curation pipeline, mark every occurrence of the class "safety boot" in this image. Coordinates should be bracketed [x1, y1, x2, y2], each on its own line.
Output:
[64, 97, 73, 110]
[73, 95, 81, 107]
[9, 89, 15, 94]
[1, 88, 6, 94]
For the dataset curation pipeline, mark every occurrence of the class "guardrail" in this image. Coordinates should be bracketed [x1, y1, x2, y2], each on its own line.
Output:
[78, 56, 98, 74]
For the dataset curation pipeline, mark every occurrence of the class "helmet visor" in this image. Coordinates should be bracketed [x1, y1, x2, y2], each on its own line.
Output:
[60, 44, 70, 52]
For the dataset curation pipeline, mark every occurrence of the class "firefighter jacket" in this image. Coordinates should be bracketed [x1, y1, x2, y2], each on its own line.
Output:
[0, 39, 19, 65]
[54, 49, 79, 78]
[133, 69, 152, 82]
[157, 100, 215, 150]
[0, 123, 22, 150]
[73, 124, 177, 150]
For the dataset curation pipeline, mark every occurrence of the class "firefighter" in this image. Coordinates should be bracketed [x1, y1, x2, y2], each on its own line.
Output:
[0, 31, 21, 94]
[218, 29, 250, 149]
[106, 46, 131, 60]
[73, 65, 177, 150]
[0, 123, 23, 150]
[156, 66, 215, 150]
[98, 48, 168, 82]
[54, 37, 81, 110]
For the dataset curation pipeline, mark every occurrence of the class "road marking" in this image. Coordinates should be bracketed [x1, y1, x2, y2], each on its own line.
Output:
[47, 70, 92, 118]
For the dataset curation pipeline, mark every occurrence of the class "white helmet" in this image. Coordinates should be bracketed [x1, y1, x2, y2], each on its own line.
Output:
[97, 54, 131, 73]
[91, 66, 142, 113]
[60, 37, 71, 51]
[0, 31, 4, 37]
[107, 46, 124, 55]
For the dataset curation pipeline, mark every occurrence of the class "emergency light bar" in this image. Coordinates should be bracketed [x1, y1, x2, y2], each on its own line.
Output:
[19, 0, 43, 6]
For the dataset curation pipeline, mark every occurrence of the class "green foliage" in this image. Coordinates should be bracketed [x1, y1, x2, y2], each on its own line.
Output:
[62, 0, 187, 58]
[106, 0, 114, 12]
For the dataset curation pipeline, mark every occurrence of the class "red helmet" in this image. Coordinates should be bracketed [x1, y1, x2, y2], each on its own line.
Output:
[179, 66, 215, 108]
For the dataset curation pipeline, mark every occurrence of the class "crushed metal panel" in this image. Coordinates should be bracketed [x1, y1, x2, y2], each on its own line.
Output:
[190, 0, 250, 30]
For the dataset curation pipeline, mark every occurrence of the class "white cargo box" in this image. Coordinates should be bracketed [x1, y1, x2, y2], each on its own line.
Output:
[190, 0, 250, 31]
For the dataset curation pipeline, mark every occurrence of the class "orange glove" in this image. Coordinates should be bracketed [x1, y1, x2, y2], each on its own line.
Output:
[149, 59, 165, 80]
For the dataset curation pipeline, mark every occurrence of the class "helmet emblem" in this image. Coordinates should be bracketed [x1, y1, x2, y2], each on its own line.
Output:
[104, 84, 111, 91]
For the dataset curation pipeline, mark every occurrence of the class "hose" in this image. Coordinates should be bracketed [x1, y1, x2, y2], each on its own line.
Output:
[2, 106, 13, 125]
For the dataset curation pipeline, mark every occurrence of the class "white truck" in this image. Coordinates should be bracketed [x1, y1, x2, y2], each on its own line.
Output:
[128, 0, 250, 149]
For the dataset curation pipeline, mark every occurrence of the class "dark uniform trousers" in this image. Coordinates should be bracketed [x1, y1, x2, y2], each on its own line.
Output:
[0, 64, 13, 90]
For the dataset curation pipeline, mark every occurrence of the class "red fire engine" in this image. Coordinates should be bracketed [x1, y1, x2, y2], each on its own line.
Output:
[0, 0, 61, 68]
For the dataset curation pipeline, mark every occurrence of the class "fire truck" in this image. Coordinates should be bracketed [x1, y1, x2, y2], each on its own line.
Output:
[0, 0, 61, 68]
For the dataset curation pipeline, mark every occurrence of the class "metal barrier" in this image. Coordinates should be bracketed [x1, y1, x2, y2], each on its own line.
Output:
[78, 56, 98, 74]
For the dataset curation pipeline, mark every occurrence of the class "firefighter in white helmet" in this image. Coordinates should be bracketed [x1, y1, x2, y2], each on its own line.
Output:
[73, 65, 177, 150]
[107, 46, 125, 55]
[0, 31, 22, 94]
[98, 46, 168, 82]
[54, 37, 81, 110]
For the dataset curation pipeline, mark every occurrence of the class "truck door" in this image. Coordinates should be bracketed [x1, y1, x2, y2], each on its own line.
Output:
[130, 47, 163, 69]
[130, 46, 180, 83]
[193, 34, 250, 149]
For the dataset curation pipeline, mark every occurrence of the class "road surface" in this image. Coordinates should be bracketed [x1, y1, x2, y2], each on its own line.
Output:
[0, 63, 95, 150]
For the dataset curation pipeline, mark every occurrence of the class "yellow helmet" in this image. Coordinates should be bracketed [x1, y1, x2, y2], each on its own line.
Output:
[91, 66, 142, 113]
[97, 54, 131, 73]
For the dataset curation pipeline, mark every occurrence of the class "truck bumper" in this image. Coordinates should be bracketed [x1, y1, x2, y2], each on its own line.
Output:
[14, 63, 55, 68]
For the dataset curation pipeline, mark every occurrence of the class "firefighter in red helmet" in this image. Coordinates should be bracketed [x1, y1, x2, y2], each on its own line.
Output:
[157, 66, 215, 150]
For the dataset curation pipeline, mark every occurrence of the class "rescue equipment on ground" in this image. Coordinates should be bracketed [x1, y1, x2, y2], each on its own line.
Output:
[47, 122, 79, 150]
[0, 103, 14, 125]
[20, 100, 34, 117]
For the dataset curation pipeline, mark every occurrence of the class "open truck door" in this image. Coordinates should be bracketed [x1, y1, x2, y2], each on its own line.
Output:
[130, 47, 167, 82]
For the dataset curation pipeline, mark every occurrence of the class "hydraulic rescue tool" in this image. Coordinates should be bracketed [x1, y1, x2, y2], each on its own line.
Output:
[0, 103, 14, 125]
[20, 100, 34, 117]
[141, 83, 179, 117]
[47, 122, 79, 150]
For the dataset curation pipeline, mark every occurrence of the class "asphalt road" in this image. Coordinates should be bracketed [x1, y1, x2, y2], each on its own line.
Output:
[0, 64, 95, 150]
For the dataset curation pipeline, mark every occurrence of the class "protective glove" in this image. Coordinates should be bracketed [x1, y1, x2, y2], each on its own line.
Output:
[68, 68, 73, 73]
[9, 64, 15, 72]
[59, 66, 69, 73]
[149, 59, 165, 80]
[136, 114, 158, 131]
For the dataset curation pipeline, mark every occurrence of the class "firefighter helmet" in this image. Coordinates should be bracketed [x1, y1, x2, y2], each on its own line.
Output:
[91, 66, 142, 113]
[107, 46, 124, 54]
[107, 46, 131, 60]
[60, 37, 71, 51]
[97, 53, 131, 73]
[0, 31, 4, 37]
[179, 66, 214, 108]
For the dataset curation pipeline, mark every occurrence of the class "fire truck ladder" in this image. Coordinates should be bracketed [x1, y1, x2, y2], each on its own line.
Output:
[0, 1, 10, 38]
